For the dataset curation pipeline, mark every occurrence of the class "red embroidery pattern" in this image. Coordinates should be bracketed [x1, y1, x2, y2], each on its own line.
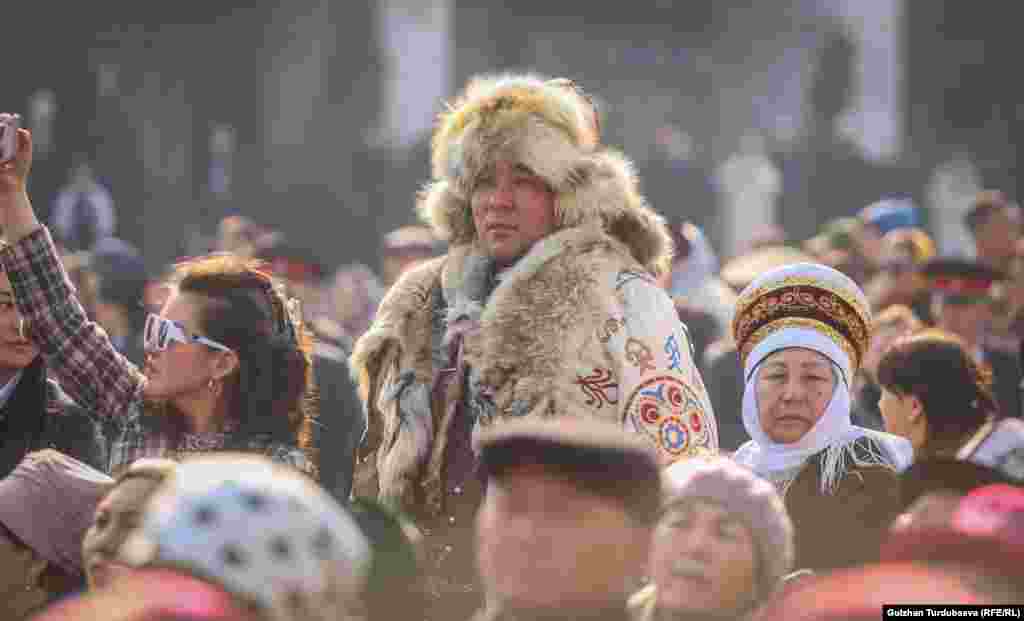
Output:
[625, 338, 656, 374]
[624, 375, 712, 457]
[575, 368, 619, 408]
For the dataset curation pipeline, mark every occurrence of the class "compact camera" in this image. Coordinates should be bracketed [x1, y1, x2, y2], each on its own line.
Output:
[0, 114, 21, 163]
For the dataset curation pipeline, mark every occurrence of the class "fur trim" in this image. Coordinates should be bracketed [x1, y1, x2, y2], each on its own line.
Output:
[417, 72, 673, 277]
[463, 223, 635, 417]
[348, 257, 445, 404]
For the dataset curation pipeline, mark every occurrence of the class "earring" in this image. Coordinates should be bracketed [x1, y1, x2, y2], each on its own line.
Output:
[208, 378, 216, 392]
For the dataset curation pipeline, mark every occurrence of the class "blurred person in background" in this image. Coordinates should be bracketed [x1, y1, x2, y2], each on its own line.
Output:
[473, 419, 659, 621]
[49, 158, 115, 254]
[731, 263, 911, 571]
[0, 260, 107, 476]
[801, 218, 872, 286]
[327, 263, 385, 346]
[0, 121, 316, 478]
[864, 227, 935, 320]
[0, 450, 112, 619]
[380, 224, 440, 288]
[350, 74, 716, 620]
[81, 458, 177, 590]
[214, 214, 274, 259]
[965, 190, 1021, 276]
[851, 304, 923, 431]
[856, 197, 919, 269]
[920, 257, 1022, 419]
[661, 219, 736, 343]
[116, 454, 372, 621]
[89, 237, 150, 366]
[630, 456, 793, 621]
[256, 239, 366, 503]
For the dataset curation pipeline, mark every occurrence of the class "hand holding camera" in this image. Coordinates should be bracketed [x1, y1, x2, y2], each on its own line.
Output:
[0, 112, 42, 241]
[0, 113, 20, 163]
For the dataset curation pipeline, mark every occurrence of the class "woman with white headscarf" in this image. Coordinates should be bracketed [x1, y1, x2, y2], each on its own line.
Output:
[731, 263, 912, 571]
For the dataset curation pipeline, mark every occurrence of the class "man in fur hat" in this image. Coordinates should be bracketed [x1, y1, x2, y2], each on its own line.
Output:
[350, 74, 717, 619]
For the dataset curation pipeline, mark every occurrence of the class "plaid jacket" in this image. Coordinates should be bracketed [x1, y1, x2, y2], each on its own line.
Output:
[0, 227, 313, 477]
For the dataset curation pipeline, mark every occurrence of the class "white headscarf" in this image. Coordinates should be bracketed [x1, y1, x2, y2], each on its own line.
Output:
[733, 327, 912, 494]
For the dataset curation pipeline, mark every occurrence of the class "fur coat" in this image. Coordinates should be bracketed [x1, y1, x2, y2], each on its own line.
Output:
[352, 222, 717, 515]
[350, 74, 717, 515]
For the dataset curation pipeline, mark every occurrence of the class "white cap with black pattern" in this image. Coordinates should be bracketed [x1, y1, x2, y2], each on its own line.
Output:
[118, 454, 371, 617]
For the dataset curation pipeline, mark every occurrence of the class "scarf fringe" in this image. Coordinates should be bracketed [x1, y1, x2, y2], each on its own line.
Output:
[819, 435, 898, 495]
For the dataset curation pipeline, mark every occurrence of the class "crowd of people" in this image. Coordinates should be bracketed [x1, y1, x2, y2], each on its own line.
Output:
[0, 67, 1021, 621]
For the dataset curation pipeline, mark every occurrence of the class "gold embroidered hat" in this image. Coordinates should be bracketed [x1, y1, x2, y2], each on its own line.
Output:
[731, 262, 871, 383]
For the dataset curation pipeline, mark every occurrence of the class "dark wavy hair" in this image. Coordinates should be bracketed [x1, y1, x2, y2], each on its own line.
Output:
[877, 329, 998, 455]
[153, 254, 317, 468]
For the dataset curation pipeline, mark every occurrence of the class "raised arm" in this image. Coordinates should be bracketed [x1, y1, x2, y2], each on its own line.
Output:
[0, 119, 145, 419]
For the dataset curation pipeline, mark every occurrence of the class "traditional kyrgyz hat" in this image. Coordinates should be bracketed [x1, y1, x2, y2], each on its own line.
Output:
[732, 262, 871, 383]
[417, 73, 672, 275]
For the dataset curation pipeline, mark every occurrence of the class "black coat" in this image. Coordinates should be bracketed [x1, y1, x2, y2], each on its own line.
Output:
[0, 357, 107, 477]
[311, 334, 367, 504]
[986, 346, 1022, 419]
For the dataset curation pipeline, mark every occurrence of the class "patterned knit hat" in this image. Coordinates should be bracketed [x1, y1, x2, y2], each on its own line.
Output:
[661, 457, 794, 595]
[118, 454, 371, 621]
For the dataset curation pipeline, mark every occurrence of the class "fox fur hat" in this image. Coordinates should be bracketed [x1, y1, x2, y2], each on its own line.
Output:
[417, 73, 673, 276]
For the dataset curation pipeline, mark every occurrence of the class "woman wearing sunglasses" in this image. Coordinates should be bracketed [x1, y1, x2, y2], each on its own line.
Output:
[0, 120, 316, 478]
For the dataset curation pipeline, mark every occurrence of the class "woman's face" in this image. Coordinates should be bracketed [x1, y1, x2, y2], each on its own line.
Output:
[82, 476, 163, 589]
[142, 291, 225, 401]
[878, 387, 923, 451]
[755, 348, 837, 444]
[649, 500, 759, 615]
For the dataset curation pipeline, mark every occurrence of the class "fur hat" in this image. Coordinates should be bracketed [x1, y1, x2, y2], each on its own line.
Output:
[661, 457, 794, 596]
[417, 73, 673, 276]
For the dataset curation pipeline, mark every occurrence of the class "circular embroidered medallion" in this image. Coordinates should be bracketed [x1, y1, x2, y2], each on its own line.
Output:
[660, 417, 690, 454]
[624, 375, 712, 457]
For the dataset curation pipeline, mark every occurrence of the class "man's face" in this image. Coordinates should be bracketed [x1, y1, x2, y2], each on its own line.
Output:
[977, 208, 1021, 259]
[476, 467, 648, 609]
[933, 298, 992, 348]
[471, 159, 558, 268]
[0, 272, 39, 373]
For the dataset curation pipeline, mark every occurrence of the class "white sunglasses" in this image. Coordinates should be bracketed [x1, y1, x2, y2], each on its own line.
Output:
[144, 313, 233, 353]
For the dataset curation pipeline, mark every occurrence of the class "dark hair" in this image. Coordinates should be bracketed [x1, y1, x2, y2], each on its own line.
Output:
[156, 254, 317, 468]
[877, 329, 998, 455]
[0, 520, 82, 596]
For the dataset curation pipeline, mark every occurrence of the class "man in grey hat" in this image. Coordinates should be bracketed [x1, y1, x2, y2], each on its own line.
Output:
[472, 418, 660, 621]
